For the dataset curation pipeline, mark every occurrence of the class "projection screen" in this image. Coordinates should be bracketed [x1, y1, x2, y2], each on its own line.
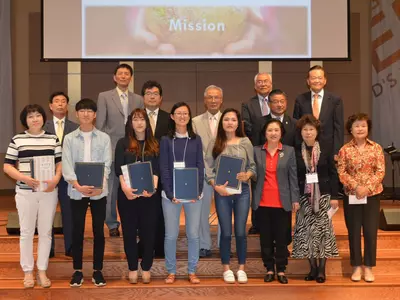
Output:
[42, 0, 349, 60]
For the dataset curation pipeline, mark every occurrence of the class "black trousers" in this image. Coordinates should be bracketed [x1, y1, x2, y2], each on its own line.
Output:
[343, 194, 380, 267]
[257, 206, 291, 273]
[71, 197, 106, 270]
[153, 191, 165, 256]
[118, 190, 158, 271]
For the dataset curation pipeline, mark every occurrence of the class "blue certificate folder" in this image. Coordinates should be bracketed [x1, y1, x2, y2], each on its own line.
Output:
[122, 161, 154, 195]
[75, 162, 105, 189]
[215, 155, 245, 189]
[173, 168, 199, 201]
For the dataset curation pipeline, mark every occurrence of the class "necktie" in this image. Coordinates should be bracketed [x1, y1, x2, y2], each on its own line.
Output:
[262, 97, 268, 116]
[210, 116, 217, 137]
[149, 111, 156, 134]
[56, 120, 63, 143]
[312, 93, 320, 119]
[121, 93, 128, 124]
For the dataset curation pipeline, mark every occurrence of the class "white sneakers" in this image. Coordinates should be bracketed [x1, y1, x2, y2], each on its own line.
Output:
[223, 270, 248, 284]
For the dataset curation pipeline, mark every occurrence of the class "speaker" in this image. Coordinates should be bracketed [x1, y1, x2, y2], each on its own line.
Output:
[6, 211, 63, 235]
[379, 208, 400, 231]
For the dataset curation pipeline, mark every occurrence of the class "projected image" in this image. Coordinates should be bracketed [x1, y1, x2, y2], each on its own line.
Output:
[82, 1, 310, 59]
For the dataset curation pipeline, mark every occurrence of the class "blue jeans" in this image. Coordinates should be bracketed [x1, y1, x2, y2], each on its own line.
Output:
[215, 183, 250, 265]
[162, 197, 202, 274]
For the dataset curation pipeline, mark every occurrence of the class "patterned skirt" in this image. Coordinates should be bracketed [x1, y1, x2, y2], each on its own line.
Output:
[292, 194, 339, 259]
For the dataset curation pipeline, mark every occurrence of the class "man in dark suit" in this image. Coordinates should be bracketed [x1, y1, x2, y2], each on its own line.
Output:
[259, 89, 297, 147]
[242, 72, 273, 234]
[141, 80, 169, 258]
[43, 91, 79, 258]
[96, 64, 144, 237]
[293, 65, 344, 156]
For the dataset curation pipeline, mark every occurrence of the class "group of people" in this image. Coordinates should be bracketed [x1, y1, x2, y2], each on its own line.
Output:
[3, 64, 385, 289]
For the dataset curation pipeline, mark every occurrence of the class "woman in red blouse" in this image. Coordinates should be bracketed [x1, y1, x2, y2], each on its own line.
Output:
[337, 113, 385, 283]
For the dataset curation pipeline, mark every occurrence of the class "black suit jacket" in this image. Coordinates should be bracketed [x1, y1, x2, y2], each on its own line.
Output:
[43, 118, 79, 146]
[242, 95, 265, 146]
[293, 91, 344, 155]
[153, 109, 170, 141]
[259, 114, 297, 147]
[295, 145, 339, 198]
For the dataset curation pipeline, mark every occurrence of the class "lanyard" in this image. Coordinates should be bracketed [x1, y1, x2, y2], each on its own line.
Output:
[135, 141, 146, 162]
[172, 137, 189, 163]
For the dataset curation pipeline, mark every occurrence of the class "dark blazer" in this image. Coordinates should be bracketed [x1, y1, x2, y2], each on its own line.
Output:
[295, 144, 339, 198]
[293, 91, 344, 155]
[43, 118, 79, 146]
[259, 114, 297, 147]
[242, 95, 266, 146]
[252, 145, 300, 212]
[153, 109, 170, 141]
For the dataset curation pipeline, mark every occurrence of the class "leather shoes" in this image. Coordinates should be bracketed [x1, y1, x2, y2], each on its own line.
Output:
[304, 271, 317, 281]
[199, 249, 212, 258]
[277, 274, 288, 284]
[248, 226, 259, 235]
[109, 228, 120, 237]
[316, 275, 326, 283]
[264, 273, 275, 282]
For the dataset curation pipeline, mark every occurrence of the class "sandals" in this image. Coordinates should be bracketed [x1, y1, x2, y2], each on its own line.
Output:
[37, 271, 51, 288]
[188, 273, 200, 284]
[165, 274, 176, 284]
[23, 272, 35, 288]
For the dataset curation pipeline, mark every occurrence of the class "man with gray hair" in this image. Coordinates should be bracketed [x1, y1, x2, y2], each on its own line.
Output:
[242, 72, 273, 235]
[192, 85, 223, 258]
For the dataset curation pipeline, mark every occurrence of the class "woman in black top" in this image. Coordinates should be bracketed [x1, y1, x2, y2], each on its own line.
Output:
[115, 108, 160, 284]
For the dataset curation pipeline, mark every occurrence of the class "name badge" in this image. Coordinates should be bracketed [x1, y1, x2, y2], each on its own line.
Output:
[306, 173, 319, 184]
[174, 161, 185, 169]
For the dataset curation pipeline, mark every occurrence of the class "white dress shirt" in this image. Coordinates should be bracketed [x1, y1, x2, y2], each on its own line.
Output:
[146, 107, 160, 126]
[258, 94, 270, 116]
[311, 89, 324, 115]
[53, 116, 66, 131]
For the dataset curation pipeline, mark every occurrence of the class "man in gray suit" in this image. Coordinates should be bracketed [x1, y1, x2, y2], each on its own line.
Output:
[192, 85, 223, 258]
[96, 63, 144, 236]
[43, 91, 79, 257]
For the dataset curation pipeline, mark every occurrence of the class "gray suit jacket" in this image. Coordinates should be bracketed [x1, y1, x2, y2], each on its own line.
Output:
[96, 88, 144, 160]
[43, 118, 79, 146]
[192, 112, 221, 154]
[252, 144, 299, 212]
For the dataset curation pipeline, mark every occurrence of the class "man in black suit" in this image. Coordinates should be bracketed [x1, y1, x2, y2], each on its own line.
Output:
[43, 92, 79, 258]
[242, 72, 273, 235]
[141, 80, 169, 258]
[293, 65, 344, 156]
[259, 89, 297, 147]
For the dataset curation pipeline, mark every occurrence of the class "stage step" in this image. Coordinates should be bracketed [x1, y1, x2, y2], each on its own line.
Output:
[0, 277, 400, 300]
[0, 249, 400, 280]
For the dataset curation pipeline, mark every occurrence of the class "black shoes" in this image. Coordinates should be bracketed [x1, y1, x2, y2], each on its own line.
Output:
[277, 274, 288, 284]
[109, 228, 120, 237]
[248, 226, 259, 235]
[199, 249, 212, 258]
[70, 271, 84, 287]
[49, 248, 55, 258]
[92, 270, 106, 287]
[304, 269, 317, 281]
[264, 273, 275, 282]
[316, 274, 326, 283]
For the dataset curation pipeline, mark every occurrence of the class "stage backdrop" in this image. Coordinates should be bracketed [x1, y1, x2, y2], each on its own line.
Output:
[371, 0, 400, 148]
[0, 0, 13, 152]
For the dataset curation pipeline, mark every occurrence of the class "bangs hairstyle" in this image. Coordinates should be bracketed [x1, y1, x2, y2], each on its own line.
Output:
[75, 98, 97, 112]
[296, 114, 321, 139]
[261, 118, 286, 141]
[346, 113, 372, 135]
[212, 108, 244, 159]
[125, 108, 159, 156]
[20, 104, 47, 129]
[167, 102, 196, 139]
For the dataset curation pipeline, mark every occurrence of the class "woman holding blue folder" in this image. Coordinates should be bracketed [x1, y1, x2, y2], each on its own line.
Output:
[205, 108, 256, 284]
[115, 108, 160, 284]
[159, 102, 204, 284]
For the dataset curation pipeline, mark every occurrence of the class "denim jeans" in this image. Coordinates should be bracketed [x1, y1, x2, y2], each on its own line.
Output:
[162, 196, 202, 274]
[215, 183, 250, 265]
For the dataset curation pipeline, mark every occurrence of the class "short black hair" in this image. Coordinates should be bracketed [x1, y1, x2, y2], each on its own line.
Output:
[167, 102, 196, 139]
[49, 91, 69, 103]
[346, 113, 372, 135]
[75, 98, 97, 112]
[269, 89, 288, 101]
[141, 80, 163, 97]
[20, 104, 47, 129]
[114, 63, 133, 76]
[308, 65, 326, 78]
[261, 118, 286, 140]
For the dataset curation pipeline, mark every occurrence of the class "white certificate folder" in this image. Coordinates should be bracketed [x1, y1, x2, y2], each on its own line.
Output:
[173, 168, 199, 202]
[121, 161, 155, 195]
[30, 156, 55, 192]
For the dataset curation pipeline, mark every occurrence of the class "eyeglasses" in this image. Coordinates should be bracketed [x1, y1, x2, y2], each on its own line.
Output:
[144, 92, 160, 97]
[174, 112, 189, 117]
[205, 96, 222, 101]
[256, 80, 271, 85]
